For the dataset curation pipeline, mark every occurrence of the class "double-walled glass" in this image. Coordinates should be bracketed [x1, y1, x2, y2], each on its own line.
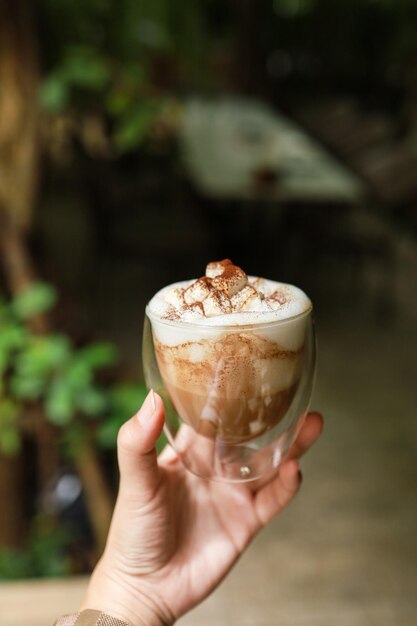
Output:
[143, 305, 316, 483]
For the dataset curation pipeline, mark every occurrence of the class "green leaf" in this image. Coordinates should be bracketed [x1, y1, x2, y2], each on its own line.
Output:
[12, 336, 71, 399]
[46, 378, 74, 425]
[136, 19, 169, 50]
[40, 335, 71, 368]
[12, 283, 57, 319]
[0, 427, 21, 456]
[156, 431, 168, 455]
[0, 516, 72, 579]
[0, 296, 9, 319]
[122, 63, 148, 85]
[0, 549, 32, 580]
[42, 336, 71, 369]
[66, 358, 91, 389]
[114, 104, 156, 152]
[76, 343, 119, 369]
[106, 90, 134, 117]
[111, 383, 148, 417]
[96, 419, 121, 448]
[62, 47, 110, 90]
[30, 519, 71, 578]
[0, 399, 21, 456]
[76, 387, 108, 417]
[16, 335, 71, 376]
[97, 383, 148, 448]
[0, 324, 28, 352]
[0, 325, 21, 374]
[40, 75, 69, 112]
[61, 421, 87, 458]
[0, 398, 19, 423]
[10, 374, 46, 400]
[0, 357, 7, 378]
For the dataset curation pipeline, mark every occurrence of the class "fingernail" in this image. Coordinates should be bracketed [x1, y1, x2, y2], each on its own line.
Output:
[137, 390, 156, 425]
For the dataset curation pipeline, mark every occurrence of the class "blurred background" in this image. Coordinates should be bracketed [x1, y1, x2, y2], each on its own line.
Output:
[0, 1, 416, 624]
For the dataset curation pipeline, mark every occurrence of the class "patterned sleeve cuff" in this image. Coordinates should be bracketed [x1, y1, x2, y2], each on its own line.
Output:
[55, 609, 133, 626]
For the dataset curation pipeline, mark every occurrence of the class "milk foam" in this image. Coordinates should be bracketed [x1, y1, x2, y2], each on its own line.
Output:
[148, 279, 310, 322]
[147, 278, 311, 350]
[149, 259, 310, 324]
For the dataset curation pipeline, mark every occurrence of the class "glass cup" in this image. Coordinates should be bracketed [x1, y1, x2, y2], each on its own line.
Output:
[143, 305, 316, 483]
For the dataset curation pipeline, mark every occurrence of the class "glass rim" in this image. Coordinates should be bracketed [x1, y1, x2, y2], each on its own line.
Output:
[145, 302, 312, 331]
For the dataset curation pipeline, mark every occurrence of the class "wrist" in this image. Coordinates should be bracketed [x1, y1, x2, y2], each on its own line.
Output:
[81, 560, 174, 626]
[79, 602, 161, 626]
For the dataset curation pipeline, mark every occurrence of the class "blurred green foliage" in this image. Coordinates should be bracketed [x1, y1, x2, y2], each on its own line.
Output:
[0, 283, 152, 456]
[0, 516, 71, 580]
[37, 0, 222, 152]
[35, 0, 417, 155]
[0, 284, 167, 578]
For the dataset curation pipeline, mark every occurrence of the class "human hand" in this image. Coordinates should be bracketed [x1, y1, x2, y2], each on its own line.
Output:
[81, 391, 323, 625]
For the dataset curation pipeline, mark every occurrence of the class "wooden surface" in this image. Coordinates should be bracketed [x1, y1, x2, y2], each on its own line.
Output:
[0, 577, 87, 626]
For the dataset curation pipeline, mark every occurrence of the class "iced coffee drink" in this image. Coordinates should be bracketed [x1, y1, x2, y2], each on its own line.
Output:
[146, 260, 312, 445]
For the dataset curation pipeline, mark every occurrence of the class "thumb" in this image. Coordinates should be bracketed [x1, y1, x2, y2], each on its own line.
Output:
[116, 390, 165, 503]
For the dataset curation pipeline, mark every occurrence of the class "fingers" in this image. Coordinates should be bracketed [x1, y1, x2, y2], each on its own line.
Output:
[253, 412, 323, 527]
[116, 390, 165, 503]
[159, 443, 178, 464]
[285, 411, 324, 461]
[254, 459, 302, 527]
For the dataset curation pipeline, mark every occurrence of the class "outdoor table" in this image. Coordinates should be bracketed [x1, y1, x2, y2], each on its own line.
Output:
[179, 98, 365, 204]
[179, 98, 367, 276]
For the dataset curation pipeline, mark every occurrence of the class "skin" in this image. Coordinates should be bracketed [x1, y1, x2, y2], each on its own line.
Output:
[81, 392, 324, 625]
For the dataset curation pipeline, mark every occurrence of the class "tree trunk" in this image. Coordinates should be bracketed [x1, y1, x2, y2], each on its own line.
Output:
[0, 0, 114, 555]
[0, 0, 40, 549]
[0, 211, 47, 329]
[74, 442, 114, 555]
[0, 453, 25, 548]
[0, 0, 39, 231]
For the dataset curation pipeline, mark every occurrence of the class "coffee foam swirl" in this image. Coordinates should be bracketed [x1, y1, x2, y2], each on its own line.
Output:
[147, 259, 311, 326]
